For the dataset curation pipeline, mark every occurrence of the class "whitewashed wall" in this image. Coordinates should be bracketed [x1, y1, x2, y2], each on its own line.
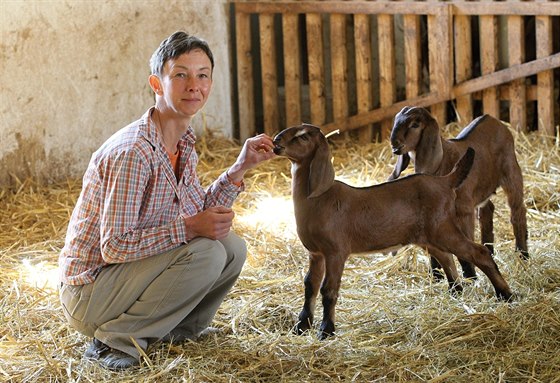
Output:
[0, 0, 233, 186]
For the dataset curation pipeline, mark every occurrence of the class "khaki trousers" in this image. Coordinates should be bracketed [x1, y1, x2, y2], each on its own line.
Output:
[59, 232, 246, 359]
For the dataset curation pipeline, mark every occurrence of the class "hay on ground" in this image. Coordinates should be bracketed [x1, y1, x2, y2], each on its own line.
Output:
[0, 127, 559, 382]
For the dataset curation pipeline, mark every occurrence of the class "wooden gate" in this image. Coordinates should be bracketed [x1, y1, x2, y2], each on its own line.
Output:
[232, 0, 559, 141]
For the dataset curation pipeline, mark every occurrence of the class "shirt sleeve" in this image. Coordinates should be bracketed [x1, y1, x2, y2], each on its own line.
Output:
[204, 171, 245, 208]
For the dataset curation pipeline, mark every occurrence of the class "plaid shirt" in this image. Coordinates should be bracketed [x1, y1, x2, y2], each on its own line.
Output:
[59, 107, 243, 285]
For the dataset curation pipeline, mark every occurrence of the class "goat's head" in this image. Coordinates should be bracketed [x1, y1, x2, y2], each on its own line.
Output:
[273, 124, 335, 198]
[390, 106, 438, 155]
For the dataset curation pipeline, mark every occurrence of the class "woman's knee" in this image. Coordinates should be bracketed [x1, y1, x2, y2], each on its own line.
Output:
[220, 232, 247, 269]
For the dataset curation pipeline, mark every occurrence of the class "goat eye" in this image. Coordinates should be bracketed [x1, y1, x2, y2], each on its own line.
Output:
[300, 134, 309, 141]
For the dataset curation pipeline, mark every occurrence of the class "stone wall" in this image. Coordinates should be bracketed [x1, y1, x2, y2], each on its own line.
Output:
[0, 0, 232, 186]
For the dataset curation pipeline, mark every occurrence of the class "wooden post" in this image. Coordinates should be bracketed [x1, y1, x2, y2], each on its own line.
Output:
[536, 15, 554, 137]
[282, 13, 302, 128]
[330, 14, 349, 131]
[378, 13, 395, 140]
[306, 13, 326, 126]
[508, 15, 527, 132]
[354, 14, 373, 142]
[235, 11, 255, 141]
[454, 14, 473, 125]
[479, 15, 500, 119]
[428, 6, 451, 127]
[259, 14, 279, 136]
[403, 14, 421, 101]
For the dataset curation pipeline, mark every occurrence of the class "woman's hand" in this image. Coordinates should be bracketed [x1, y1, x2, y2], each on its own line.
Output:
[226, 133, 276, 183]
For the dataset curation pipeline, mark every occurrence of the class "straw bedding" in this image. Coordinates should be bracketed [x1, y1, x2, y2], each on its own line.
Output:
[1, 125, 559, 382]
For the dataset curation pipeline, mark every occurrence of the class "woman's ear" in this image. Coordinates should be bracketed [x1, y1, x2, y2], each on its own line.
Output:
[148, 74, 163, 96]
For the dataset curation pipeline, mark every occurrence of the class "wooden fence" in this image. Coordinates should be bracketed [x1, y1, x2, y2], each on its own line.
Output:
[231, 0, 559, 142]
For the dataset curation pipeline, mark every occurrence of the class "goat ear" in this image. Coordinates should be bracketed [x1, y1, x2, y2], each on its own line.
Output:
[388, 153, 410, 181]
[308, 137, 335, 198]
[416, 119, 443, 173]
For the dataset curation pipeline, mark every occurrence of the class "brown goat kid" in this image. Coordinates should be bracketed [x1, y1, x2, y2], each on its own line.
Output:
[273, 124, 513, 340]
[388, 107, 528, 280]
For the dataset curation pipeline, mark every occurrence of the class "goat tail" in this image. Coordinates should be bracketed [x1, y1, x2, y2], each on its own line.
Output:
[447, 147, 475, 189]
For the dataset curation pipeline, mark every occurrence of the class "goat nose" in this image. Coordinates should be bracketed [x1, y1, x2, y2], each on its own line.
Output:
[391, 142, 404, 154]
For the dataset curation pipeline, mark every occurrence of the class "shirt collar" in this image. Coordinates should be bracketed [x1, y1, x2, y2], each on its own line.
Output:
[140, 107, 196, 151]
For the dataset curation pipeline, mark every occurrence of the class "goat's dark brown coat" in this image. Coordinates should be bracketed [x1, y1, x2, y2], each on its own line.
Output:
[273, 124, 513, 339]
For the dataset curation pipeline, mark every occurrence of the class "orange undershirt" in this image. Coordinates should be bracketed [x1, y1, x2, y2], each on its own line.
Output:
[166, 149, 181, 181]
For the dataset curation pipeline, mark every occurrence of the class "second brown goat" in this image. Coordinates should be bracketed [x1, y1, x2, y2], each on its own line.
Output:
[388, 106, 528, 280]
[273, 124, 513, 339]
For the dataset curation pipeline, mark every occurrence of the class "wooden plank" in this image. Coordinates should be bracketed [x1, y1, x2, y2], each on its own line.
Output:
[322, 92, 443, 135]
[508, 15, 527, 132]
[235, 11, 255, 141]
[330, 14, 349, 124]
[378, 13, 395, 140]
[453, 54, 560, 97]
[235, 1, 444, 16]
[536, 15, 555, 136]
[428, 7, 452, 126]
[235, 1, 560, 17]
[282, 13, 302, 127]
[259, 14, 279, 136]
[306, 13, 326, 126]
[479, 15, 500, 118]
[454, 14, 473, 124]
[453, 2, 560, 16]
[403, 14, 421, 100]
[354, 13, 373, 142]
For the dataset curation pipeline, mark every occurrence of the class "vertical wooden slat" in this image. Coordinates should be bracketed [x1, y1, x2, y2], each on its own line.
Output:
[259, 14, 279, 136]
[306, 13, 326, 126]
[479, 15, 500, 118]
[378, 14, 395, 140]
[454, 14, 473, 124]
[428, 6, 451, 126]
[508, 15, 527, 132]
[403, 14, 421, 100]
[330, 14, 349, 127]
[354, 14, 373, 142]
[282, 13, 301, 128]
[536, 15, 554, 136]
[235, 11, 255, 141]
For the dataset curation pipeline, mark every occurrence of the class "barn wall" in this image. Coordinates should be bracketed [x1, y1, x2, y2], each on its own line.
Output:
[0, 0, 232, 187]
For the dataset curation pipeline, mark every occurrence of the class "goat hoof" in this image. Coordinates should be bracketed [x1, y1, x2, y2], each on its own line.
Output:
[519, 250, 529, 260]
[497, 290, 514, 302]
[294, 321, 311, 336]
[431, 268, 446, 282]
[448, 282, 464, 296]
[318, 321, 335, 340]
[318, 330, 334, 340]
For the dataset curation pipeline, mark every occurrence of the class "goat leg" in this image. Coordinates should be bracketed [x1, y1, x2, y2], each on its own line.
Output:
[456, 201, 478, 280]
[295, 252, 325, 335]
[428, 247, 462, 295]
[478, 201, 495, 255]
[429, 256, 446, 282]
[502, 172, 529, 260]
[318, 253, 346, 340]
[441, 226, 513, 301]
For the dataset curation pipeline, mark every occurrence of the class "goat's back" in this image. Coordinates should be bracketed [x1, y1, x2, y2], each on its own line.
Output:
[439, 115, 520, 202]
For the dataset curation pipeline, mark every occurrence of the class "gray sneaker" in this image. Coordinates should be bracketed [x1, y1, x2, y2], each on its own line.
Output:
[84, 338, 139, 370]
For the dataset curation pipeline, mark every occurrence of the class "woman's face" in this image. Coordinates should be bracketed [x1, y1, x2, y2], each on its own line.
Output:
[158, 48, 213, 119]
